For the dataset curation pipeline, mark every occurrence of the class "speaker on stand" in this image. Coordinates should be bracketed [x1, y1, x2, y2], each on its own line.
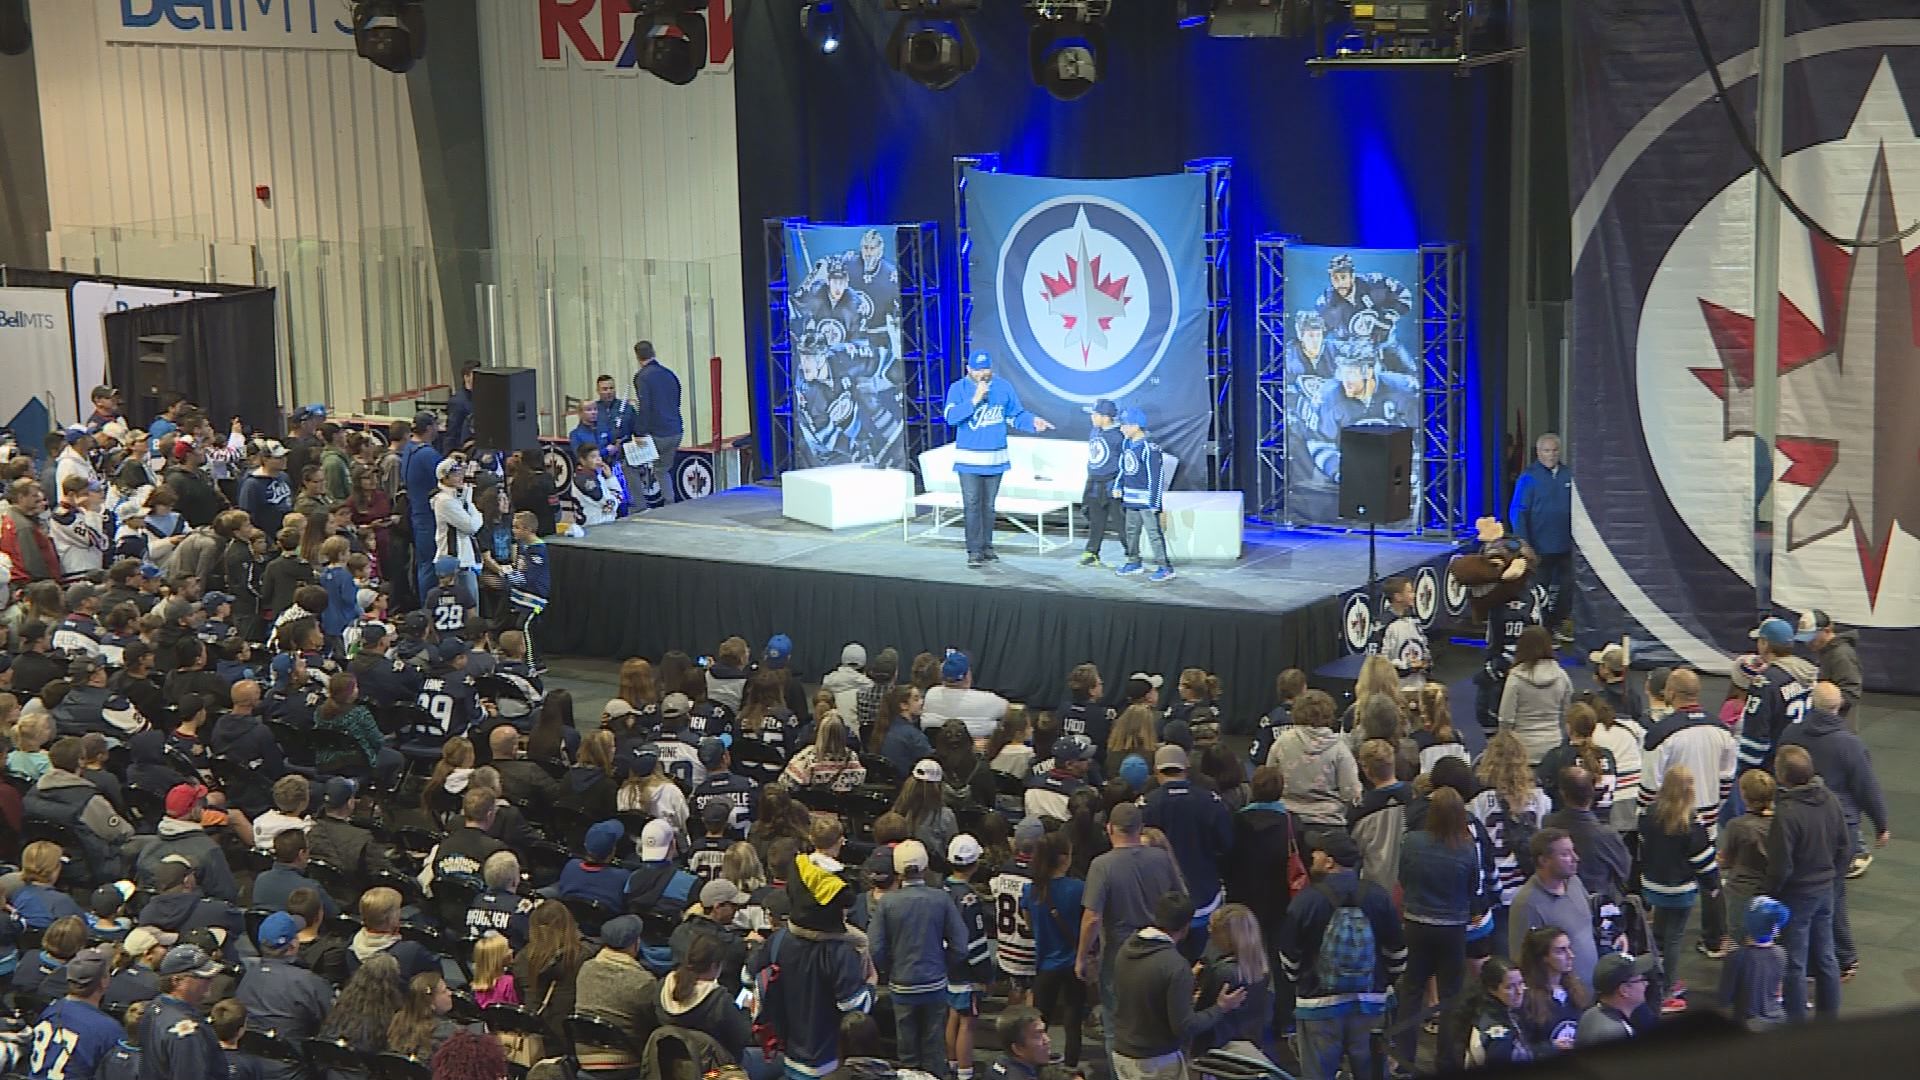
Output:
[1338, 426, 1415, 623]
[469, 368, 538, 455]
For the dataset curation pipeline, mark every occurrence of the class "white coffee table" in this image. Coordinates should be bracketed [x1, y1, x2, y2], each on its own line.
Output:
[904, 492, 1075, 553]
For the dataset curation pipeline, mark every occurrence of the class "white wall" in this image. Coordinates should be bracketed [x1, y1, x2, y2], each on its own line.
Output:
[476, 0, 748, 443]
[29, 0, 442, 415]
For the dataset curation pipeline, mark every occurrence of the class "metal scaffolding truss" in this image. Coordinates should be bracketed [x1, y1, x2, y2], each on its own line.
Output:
[1251, 236, 1467, 539]
[1186, 157, 1235, 492]
[761, 218, 948, 474]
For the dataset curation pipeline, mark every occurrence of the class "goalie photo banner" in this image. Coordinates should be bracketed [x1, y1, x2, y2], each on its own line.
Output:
[785, 223, 908, 470]
[965, 171, 1210, 485]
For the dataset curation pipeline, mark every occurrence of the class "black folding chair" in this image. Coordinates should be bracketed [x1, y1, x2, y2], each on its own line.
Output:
[561, 896, 617, 939]
[369, 1052, 433, 1080]
[305, 858, 360, 908]
[729, 737, 786, 785]
[304, 1036, 374, 1078]
[565, 1012, 649, 1078]
[239, 1029, 307, 1067]
[858, 752, 902, 786]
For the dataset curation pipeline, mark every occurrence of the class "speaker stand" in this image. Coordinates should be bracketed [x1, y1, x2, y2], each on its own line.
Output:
[1367, 521, 1380, 625]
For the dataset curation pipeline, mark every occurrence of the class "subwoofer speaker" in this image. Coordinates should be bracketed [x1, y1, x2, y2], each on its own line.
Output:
[470, 367, 538, 453]
[1338, 426, 1413, 523]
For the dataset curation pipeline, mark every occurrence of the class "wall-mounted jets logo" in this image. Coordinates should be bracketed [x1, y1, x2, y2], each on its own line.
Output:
[997, 196, 1179, 403]
[1342, 592, 1374, 653]
[1635, 57, 1920, 625]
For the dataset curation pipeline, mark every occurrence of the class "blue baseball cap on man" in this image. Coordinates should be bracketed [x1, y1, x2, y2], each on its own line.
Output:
[764, 634, 793, 668]
[258, 912, 302, 951]
[967, 352, 993, 371]
[941, 651, 970, 682]
[1749, 617, 1796, 648]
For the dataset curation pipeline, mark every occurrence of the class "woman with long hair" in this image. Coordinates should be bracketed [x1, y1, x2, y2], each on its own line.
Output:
[780, 715, 866, 793]
[506, 449, 560, 536]
[1468, 730, 1552, 916]
[1166, 668, 1225, 745]
[511, 901, 585, 1026]
[616, 747, 689, 831]
[1412, 683, 1470, 773]
[1586, 694, 1647, 838]
[387, 970, 463, 1060]
[656, 651, 696, 708]
[1395, 784, 1486, 1065]
[525, 689, 579, 764]
[655, 935, 752, 1055]
[1498, 626, 1573, 764]
[909, 651, 940, 693]
[314, 671, 398, 786]
[1638, 765, 1720, 974]
[871, 684, 932, 777]
[469, 931, 519, 1007]
[346, 464, 397, 583]
[1344, 655, 1402, 732]
[739, 668, 803, 757]
[422, 735, 477, 819]
[618, 657, 661, 710]
[556, 728, 618, 822]
[932, 716, 996, 808]
[722, 841, 772, 929]
[1064, 788, 1107, 878]
[985, 710, 1036, 778]
[1197, 743, 1250, 811]
[1195, 903, 1275, 1058]
[1459, 958, 1536, 1067]
[1533, 702, 1619, 813]
[1516, 927, 1588, 1054]
[322, 954, 405, 1053]
[746, 786, 814, 866]
[1104, 703, 1158, 782]
[1023, 831, 1087, 1067]
[892, 760, 959, 861]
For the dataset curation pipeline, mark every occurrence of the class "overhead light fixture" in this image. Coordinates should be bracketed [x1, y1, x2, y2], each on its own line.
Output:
[351, 0, 426, 74]
[627, 0, 709, 85]
[1026, 1, 1109, 101]
[802, 0, 843, 54]
[884, 0, 982, 91]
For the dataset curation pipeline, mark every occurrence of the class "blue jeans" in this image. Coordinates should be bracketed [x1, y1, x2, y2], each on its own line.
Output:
[958, 470, 1002, 557]
[1294, 1010, 1380, 1080]
[1780, 888, 1840, 1021]
[1536, 551, 1571, 626]
[412, 518, 438, 602]
[893, 992, 948, 1078]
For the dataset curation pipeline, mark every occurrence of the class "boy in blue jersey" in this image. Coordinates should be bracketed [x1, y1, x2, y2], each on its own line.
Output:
[943, 835, 994, 1080]
[941, 353, 1056, 569]
[485, 511, 550, 666]
[1080, 399, 1125, 567]
[1110, 409, 1174, 582]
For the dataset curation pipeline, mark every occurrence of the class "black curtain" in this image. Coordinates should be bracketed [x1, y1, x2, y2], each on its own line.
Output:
[104, 289, 281, 433]
[544, 543, 1341, 724]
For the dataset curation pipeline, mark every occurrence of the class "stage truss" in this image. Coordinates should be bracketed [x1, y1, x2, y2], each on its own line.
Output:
[762, 218, 948, 474]
[1253, 237, 1467, 538]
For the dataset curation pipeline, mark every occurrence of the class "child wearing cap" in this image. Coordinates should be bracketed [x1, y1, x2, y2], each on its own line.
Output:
[1719, 896, 1788, 1029]
[1080, 399, 1126, 568]
[943, 834, 993, 1080]
[424, 557, 474, 636]
[1109, 409, 1174, 582]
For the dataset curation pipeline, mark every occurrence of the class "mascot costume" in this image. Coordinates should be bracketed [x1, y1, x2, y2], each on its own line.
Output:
[1447, 516, 1548, 727]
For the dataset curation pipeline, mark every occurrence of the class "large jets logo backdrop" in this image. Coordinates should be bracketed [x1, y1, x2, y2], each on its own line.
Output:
[967, 171, 1210, 483]
[1568, 1, 1920, 691]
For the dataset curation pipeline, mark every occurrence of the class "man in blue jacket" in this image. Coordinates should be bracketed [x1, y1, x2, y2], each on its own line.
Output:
[1508, 432, 1573, 634]
[1278, 830, 1407, 1080]
[869, 839, 969, 1078]
[631, 341, 684, 504]
[1780, 681, 1890, 979]
[1139, 745, 1232, 952]
[941, 352, 1055, 569]
[400, 411, 444, 604]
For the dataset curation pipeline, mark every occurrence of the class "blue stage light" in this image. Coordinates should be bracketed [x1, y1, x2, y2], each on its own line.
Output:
[802, 1, 843, 55]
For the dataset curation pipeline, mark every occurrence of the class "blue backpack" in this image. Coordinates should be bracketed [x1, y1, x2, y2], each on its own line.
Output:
[1313, 883, 1378, 994]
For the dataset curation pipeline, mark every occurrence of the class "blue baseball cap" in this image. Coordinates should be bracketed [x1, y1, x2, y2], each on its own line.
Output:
[941, 651, 970, 682]
[1746, 896, 1789, 944]
[966, 352, 993, 371]
[584, 820, 624, 860]
[137, 562, 164, 580]
[764, 633, 793, 668]
[1118, 407, 1148, 429]
[432, 556, 460, 578]
[1089, 398, 1118, 418]
[1749, 618, 1796, 648]
[258, 911, 301, 951]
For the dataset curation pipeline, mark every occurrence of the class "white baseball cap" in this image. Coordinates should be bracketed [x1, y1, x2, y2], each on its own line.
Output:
[639, 819, 676, 860]
[947, 834, 983, 867]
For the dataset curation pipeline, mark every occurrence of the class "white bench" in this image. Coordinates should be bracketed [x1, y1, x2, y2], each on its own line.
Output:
[781, 464, 916, 530]
[918, 437, 1089, 505]
[904, 491, 1075, 553]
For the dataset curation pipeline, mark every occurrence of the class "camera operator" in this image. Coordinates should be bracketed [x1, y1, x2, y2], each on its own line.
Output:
[431, 455, 485, 612]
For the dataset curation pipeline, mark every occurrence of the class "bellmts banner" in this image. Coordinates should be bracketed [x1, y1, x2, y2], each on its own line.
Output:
[1568, 1, 1920, 690]
[966, 172, 1209, 486]
[0, 288, 75, 451]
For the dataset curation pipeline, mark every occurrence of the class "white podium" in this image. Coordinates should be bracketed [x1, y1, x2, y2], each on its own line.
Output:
[781, 465, 916, 530]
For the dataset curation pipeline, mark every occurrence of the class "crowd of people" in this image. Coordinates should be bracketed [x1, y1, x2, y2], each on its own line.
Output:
[0, 384, 1893, 1080]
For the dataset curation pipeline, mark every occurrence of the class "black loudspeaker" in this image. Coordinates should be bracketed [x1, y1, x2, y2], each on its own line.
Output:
[470, 367, 538, 453]
[1338, 426, 1413, 523]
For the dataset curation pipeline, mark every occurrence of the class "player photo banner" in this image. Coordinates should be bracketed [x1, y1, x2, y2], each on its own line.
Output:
[785, 223, 909, 470]
[966, 171, 1210, 486]
[1279, 245, 1421, 527]
[1568, 1, 1920, 689]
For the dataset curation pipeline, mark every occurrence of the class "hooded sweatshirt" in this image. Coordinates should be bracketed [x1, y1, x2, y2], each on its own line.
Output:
[655, 970, 753, 1050]
[1265, 725, 1362, 827]
[1110, 928, 1232, 1059]
[25, 768, 133, 879]
[1737, 655, 1819, 771]
[1813, 631, 1863, 716]
[346, 928, 438, 981]
[1498, 660, 1573, 764]
[1780, 710, 1888, 834]
[135, 818, 240, 903]
[1766, 778, 1849, 897]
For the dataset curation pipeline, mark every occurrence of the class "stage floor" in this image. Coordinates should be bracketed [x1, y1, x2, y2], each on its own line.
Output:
[554, 485, 1453, 621]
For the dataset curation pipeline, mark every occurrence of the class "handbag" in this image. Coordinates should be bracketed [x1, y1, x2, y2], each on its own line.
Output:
[497, 975, 559, 1067]
[1284, 813, 1311, 895]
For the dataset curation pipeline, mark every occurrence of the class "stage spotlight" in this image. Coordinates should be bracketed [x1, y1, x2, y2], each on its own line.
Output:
[802, 1, 843, 54]
[1174, 0, 1213, 29]
[885, 1, 982, 91]
[625, 0, 710, 85]
[351, 0, 426, 74]
[1026, 1, 1109, 101]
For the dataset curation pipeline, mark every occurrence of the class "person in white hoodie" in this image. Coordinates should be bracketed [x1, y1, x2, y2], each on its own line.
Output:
[822, 642, 875, 721]
[1265, 689, 1362, 828]
[1498, 627, 1572, 765]
[430, 456, 483, 612]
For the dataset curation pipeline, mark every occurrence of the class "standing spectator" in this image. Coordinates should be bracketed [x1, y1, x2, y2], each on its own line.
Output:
[430, 458, 483, 612]
[1795, 610, 1862, 720]
[1779, 682, 1887, 980]
[1277, 830, 1406, 1080]
[1719, 896, 1789, 1030]
[1080, 398, 1124, 567]
[237, 441, 293, 540]
[1507, 432, 1571, 634]
[1023, 831, 1085, 1067]
[1393, 786, 1486, 1064]
[1469, 730, 1551, 942]
[1264, 689, 1361, 829]
[401, 412, 445, 605]
[1575, 952, 1654, 1047]
[1498, 627, 1571, 765]
[868, 840, 968, 1077]
[1638, 668, 1736, 952]
[1516, 927, 1587, 1054]
[1348, 740, 1412, 891]
[1535, 703, 1619, 814]
[445, 363, 479, 452]
[1459, 959, 1534, 1067]
[631, 341, 684, 504]
[744, 912, 872, 1080]
[1075, 803, 1183, 1068]
[1718, 770, 1776, 928]
[1589, 697, 1646, 838]
[1543, 766, 1631, 900]
[2, 480, 59, 588]
[1226, 765, 1302, 958]
[1508, 828, 1596, 987]
[1636, 766, 1719, 996]
[1587, 643, 1646, 723]
[1194, 903, 1274, 1058]
[1766, 744, 1848, 1022]
[1736, 618, 1819, 773]
[1109, 891, 1246, 1079]
[1140, 744, 1233, 948]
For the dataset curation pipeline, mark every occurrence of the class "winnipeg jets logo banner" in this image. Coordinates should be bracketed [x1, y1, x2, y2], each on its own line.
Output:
[786, 224, 909, 469]
[967, 171, 1209, 485]
[1568, 0, 1920, 691]
[1279, 245, 1421, 526]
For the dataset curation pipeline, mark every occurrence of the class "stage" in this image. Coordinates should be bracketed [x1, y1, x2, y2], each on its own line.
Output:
[540, 486, 1457, 722]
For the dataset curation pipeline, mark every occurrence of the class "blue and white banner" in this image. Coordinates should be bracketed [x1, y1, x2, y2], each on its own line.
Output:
[0, 287, 75, 452]
[966, 171, 1209, 486]
[785, 223, 908, 470]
